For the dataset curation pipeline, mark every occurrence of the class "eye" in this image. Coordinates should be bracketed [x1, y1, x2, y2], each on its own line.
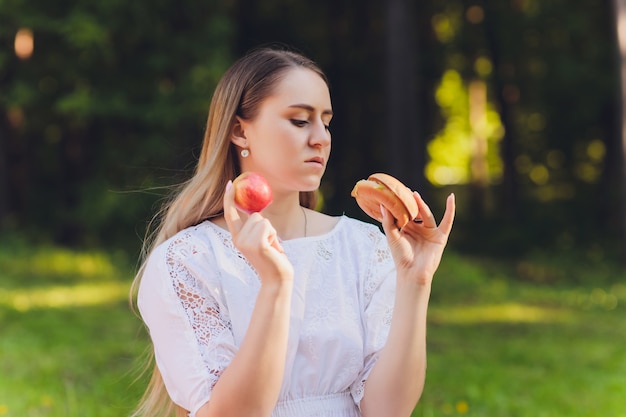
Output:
[290, 119, 308, 127]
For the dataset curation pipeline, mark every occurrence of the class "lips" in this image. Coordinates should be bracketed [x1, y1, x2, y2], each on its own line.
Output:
[306, 156, 325, 166]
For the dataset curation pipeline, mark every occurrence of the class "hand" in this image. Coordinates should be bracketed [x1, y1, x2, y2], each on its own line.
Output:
[380, 192, 455, 286]
[223, 181, 294, 283]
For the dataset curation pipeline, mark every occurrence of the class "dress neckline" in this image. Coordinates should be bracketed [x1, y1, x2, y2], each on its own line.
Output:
[205, 215, 347, 244]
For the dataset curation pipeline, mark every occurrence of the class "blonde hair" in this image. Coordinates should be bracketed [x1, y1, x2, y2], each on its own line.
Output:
[130, 47, 328, 417]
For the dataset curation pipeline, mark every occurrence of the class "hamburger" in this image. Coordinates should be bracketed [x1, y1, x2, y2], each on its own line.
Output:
[351, 173, 419, 228]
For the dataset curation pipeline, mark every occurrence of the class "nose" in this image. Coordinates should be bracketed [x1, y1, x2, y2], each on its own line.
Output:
[309, 119, 331, 148]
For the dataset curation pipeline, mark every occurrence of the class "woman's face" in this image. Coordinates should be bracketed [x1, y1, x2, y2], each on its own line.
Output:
[236, 68, 333, 196]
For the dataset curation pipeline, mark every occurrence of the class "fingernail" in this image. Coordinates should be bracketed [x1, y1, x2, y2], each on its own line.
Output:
[226, 180, 233, 191]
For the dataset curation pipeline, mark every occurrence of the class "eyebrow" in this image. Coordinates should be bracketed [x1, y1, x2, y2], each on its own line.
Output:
[288, 103, 333, 116]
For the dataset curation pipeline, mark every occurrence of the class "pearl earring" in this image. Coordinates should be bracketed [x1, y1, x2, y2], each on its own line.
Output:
[241, 149, 250, 158]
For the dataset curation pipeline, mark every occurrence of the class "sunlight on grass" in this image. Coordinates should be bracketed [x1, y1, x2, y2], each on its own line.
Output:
[0, 240, 125, 286]
[31, 251, 117, 276]
[430, 302, 574, 324]
[12, 250, 116, 277]
[0, 281, 131, 311]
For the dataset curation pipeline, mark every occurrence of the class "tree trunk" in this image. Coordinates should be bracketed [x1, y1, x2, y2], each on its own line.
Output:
[612, 0, 626, 265]
[0, 50, 15, 231]
[483, 0, 519, 221]
[469, 79, 489, 220]
[385, 0, 422, 190]
[0, 117, 9, 228]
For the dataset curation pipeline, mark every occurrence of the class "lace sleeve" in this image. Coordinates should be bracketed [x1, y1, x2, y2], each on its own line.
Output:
[350, 225, 396, 406]
[138, 232, 236, 415]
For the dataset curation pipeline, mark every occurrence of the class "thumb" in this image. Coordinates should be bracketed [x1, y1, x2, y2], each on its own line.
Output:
[380, 204, 401, 239]
[223, 180, 244, 235]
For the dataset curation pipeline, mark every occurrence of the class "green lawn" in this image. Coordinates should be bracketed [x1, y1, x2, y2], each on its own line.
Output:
[1, 241, 624, 417]
[416, 253, 626, 417]
[0, 241, 148, 417]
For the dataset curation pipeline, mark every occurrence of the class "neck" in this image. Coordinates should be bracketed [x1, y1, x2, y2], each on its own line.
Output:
[262, 193, 307, 240]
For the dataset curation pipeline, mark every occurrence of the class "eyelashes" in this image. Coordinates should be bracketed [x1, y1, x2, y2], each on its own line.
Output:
[290, 119, 308, 127]
[290, 119, 331, 131]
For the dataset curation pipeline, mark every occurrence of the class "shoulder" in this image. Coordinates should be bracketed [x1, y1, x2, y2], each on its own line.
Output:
[148, 222, 218, 266]
[305, 209, 341, 236]
[140, 222, 224, 296]
[339, 215, 386, 243]
[335, 217, 393, 271]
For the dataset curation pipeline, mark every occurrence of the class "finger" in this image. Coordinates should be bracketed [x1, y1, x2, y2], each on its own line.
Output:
[413, 192, 437, 228]
[438, 193, 456, 236]
[380, 204, 401, 239]
[245, 214, 284, 253]
[222, 180, 244, 235]
[268, 230, 285, 254]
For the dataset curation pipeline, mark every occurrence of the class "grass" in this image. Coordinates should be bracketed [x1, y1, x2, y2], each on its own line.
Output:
[415, 252, 626, 417]
[0, 240, 148, 417]
[0, 239, 625, 416]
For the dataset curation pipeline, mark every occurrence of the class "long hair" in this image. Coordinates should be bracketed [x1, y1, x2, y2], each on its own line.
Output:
[130, 46, 328, 417]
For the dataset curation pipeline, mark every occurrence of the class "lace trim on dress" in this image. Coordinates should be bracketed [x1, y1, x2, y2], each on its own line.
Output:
[166, 231, 232, 391]
[350, 222, 395, 406]
[361, 223, 392, 306]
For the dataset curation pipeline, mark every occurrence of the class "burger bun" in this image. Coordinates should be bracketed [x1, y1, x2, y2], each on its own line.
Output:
[351, 173, 419, 228]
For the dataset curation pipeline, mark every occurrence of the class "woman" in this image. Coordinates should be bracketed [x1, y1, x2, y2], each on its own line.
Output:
[131, 46, 455, 417]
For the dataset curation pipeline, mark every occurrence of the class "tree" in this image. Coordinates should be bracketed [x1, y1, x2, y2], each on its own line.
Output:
[0, 1, 235, 247]
[385, 0, 422, 190]
[612, 0, 626, 265]
[482, 0, 520, 220]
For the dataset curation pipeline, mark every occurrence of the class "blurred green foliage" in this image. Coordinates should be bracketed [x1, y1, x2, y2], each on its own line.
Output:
[0, 0, 623, 264]
[426, 70, 504, 186]
[1, 0, 235, 251]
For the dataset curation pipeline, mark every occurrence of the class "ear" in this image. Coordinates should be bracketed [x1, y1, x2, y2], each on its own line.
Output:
[230, 116, 248, 148]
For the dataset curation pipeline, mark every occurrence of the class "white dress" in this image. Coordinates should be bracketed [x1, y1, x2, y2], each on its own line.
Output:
[138, 216, 397, 417]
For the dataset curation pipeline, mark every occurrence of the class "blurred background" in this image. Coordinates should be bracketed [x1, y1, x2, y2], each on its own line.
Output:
[1, 1, 625, 416]
[1, 0, 624, 259]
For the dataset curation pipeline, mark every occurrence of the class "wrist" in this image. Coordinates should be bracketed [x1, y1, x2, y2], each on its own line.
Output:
[260, 278, 294, 295]
[395, 275, 432, 305]
[396, 272, 433, 290]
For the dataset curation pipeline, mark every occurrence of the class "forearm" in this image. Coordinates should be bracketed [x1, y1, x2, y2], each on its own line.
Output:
[200, 280, 293, 417]
[360, 277, 432, 417]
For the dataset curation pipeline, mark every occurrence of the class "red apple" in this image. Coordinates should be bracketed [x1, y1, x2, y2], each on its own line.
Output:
[232, 172, 273, 213]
